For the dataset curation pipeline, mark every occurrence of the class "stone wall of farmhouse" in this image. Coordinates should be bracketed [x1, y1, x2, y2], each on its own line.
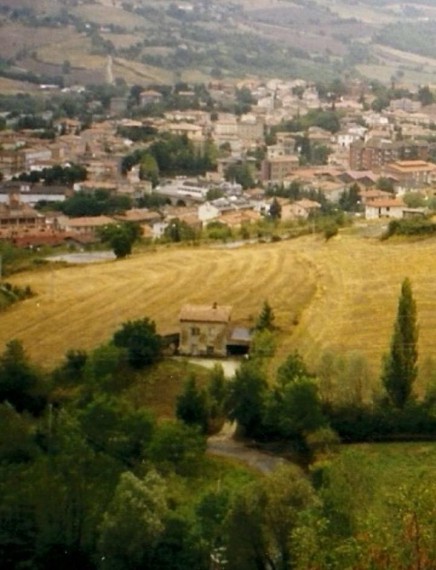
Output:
[179, 321, 228, 357]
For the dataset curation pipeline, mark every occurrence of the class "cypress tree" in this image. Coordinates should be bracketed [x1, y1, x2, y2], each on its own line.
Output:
[382, 278, 418, 408]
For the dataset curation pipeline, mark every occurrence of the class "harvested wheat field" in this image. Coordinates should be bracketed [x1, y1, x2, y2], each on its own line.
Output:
[2, 233, 436, 378]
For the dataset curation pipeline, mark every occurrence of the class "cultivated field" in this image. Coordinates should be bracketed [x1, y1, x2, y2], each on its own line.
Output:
[2, 232, 436, 383]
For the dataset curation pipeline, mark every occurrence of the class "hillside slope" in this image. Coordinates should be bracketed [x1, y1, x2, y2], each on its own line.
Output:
[3, 233, 436, 386]
[2, 0, 436, 86]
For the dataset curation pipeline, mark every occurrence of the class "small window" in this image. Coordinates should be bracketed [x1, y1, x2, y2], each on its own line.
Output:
[191, 327, 200, 336]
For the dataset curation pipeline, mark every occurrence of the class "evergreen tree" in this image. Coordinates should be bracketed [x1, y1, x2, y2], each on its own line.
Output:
[176, 375, 209, 434]
[382, 278, 418, 408]
[255, 300, 275, 331]
[269, 197, 282, 220]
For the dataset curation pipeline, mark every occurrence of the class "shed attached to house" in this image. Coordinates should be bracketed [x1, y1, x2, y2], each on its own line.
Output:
[179, 303, 232, 357]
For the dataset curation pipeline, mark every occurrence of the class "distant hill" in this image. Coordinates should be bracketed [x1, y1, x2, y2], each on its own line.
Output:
[1, 0, 436, 88]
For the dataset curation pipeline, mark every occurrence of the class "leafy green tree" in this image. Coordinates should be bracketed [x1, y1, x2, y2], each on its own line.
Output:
[152, 511, 208, 570]
[98, 470, 168, 570]
[0, 340, 46, 414]
[227, 361, 267, 438]
[176, 375, 209, 434]
[0, 404, 39, 463]
[149, 421, 206, 476]
[53, 349, 88, 385]
[113, 318, 161, 369]
[83, 343, 124, 393]
[376, 177, 395, 193]
[140, 153, 160, 186]
[382, 278, 418, 408]
[249, 330, 276, 359]
[264, 352, 327, 440]
[164, 218, 197, 242]
[79, 395, 155, 464]
[225, 466, 318, 570]
[224, 163, 255, 189]
[100, 223, 141, 259]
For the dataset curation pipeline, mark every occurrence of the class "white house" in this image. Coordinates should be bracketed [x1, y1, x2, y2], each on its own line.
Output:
[198, 202, 221, 225]
[365, 198, 406, 220]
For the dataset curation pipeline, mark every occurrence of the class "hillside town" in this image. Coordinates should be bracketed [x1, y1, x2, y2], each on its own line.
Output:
[1, 77, 436, 249]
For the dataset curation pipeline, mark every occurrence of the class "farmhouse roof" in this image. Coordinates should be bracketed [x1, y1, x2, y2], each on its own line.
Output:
[180, 303, 232, 323]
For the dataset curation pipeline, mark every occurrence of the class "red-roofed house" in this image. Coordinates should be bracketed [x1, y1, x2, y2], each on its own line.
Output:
[365, 197, 406, 220]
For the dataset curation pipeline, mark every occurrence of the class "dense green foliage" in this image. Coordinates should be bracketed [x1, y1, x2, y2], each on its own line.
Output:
[121, 134, 217, 180]
[59, 190, 132, 217]
[384, 218, 436, 239]
[16, 164, 87, 186]
[112, 318, 161, 368]
[0, 282, 34, 311]
[99, 222, 141, 259]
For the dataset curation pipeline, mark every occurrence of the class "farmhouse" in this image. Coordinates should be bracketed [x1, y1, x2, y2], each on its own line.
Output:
[179, 303, 252, 357]
[179, 303, 232, 357]
[365, 197, 406, 220]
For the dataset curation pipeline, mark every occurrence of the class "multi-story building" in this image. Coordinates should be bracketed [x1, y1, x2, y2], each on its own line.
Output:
[383, 160, 435, 190]
[261, 155, 299, 183]
[349, 138, 429, 171]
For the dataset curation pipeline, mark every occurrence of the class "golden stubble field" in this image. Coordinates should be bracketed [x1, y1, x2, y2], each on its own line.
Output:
[2, 233, 436, 379]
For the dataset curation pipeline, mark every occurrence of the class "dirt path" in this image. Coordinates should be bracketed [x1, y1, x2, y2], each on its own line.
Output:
[207, 422, 286, 474]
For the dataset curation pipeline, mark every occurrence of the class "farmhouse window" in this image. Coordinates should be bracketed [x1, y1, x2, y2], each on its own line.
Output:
[191, 327, 200, 336]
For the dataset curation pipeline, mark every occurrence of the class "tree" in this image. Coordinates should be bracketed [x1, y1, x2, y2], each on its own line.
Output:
[418, 85, 434, 106]
[99, 223, 141, 259]
[255, 300, 275, 331]
[149, 421, 206, 476]
[227, 361, 267, 438]
[140, 153, 159, 186]
[382, 278, 418, 408]
[376, 177, 395, 193]
[224, 163, 255, 189]
[269, 197, 282, 220]
[113, 318, 161, 369]
[163, 218, 197, 242]
[98, 471, 168, 570]
[0, 340, 46, 414]
[79, 395, 155, 463]
[176, 375, 209, 434]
